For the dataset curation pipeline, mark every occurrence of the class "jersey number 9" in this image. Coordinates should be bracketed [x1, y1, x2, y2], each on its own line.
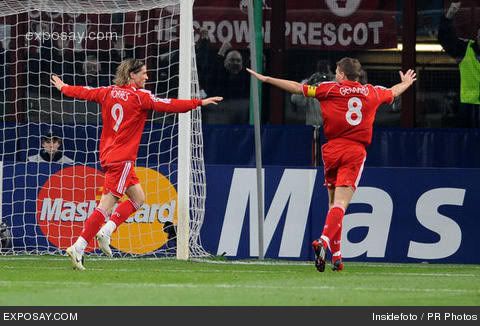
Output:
[111, 103, 124, 132]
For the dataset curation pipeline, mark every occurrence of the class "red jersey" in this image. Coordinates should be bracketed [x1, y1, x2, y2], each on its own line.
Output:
[303, 80, 393, 146]
[61, 84, 202, 166]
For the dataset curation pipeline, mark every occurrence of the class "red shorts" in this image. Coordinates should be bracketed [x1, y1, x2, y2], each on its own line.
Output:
[102, 161, 139, 198]
[321, 139, 366, 191]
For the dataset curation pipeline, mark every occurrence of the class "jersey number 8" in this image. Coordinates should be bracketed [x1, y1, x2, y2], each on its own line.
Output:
[345, 97, 363, 126]
[111, 103, 124, 132]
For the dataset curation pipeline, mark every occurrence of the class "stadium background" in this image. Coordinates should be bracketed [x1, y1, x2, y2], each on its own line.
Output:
[0, 0, 479, 264]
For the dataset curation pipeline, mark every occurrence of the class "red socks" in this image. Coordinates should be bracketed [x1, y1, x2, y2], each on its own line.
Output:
[330, 230, 342, 261]
[80, 208, 108, 243]
[110, 199, 139, 227]
[78, 200, 139, 246]
[321, 205, 345, 250]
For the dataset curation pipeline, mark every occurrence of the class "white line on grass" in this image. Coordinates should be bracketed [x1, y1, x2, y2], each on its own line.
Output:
[0, 280, 477, 295]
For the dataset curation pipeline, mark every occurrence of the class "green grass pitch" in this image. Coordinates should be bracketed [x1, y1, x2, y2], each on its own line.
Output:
[0, 256, 479, 306]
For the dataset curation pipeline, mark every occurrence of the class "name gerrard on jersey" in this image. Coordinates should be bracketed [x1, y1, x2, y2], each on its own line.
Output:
[339, 85, 369, 96]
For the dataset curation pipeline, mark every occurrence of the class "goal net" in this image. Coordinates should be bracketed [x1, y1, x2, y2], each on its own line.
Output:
[0, 0, 209, 258]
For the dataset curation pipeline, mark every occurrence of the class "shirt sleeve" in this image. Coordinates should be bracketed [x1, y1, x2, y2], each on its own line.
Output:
[61, 85, 110, 103]
[140, 90, 202, 113]
[373, 85, 394, 105]
[302, 82, 334, 100]
[437, 16, 468, 59]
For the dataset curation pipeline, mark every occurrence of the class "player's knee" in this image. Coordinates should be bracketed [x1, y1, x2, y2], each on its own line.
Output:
[332, 201, 347, 211]
[97, 204, 113, 216]
[132, 196, 145, 208]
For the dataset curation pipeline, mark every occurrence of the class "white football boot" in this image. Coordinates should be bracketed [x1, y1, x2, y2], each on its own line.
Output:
[96, 231, 113, 257]
[66, 246, 85, 271]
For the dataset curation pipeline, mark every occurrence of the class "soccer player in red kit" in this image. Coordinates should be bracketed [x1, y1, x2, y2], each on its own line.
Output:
[51, 58, 223, 270]
[247, 58, 416, 272]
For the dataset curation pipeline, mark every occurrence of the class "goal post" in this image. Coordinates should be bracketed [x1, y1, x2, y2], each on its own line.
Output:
[0, 0, 209, 259]
[177, 0, 193, 260]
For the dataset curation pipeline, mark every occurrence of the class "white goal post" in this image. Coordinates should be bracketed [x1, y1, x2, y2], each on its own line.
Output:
[0, 0, 209, 259]
[177, 0, 194, 261]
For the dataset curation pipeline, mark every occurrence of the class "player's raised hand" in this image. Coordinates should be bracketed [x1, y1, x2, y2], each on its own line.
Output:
[201, 96, 223, 106]
[399, 69, 417, 85]
[446, 2, 461, 19]
[51, 74, 67, 91]
[246, 68, 268, 82]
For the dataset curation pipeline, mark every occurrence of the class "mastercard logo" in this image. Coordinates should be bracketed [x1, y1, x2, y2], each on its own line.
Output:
[111, 167, 177, 254]
[36, 166, 177, 254]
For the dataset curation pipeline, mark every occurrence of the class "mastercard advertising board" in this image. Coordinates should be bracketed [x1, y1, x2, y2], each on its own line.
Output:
[36, 165, 177, 254]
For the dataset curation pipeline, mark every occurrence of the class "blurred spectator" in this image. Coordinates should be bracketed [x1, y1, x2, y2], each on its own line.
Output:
[438, 1, 480, 127]
[110, 37, 134, 77]
[28, 131, 74, 164]
[290, 72, 330, 126]
[76, 54, 109, 87]
[214, 43, 250, 99]
[39, 36, 54, 94]
[0, 221, 12, 252]
[290, 60, 334, 126]
[195, 27, 217, 98]
[441, 90, 460, 126]
[315, 59, 335, 79]
[204, 42, 250, 124]
[155, 49, 179, 98]
[84, 55, 101, 82]
[359, 69, 368, 85]
[111, 37, 130, 62]
[53, 37, 75, 85]
[239, 0, 271, 13]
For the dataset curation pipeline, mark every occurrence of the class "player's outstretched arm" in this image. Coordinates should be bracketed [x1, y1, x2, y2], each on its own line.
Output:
[390, 69, 417, 98]
[51, 74, 67, 91]
[51, 74, 107, 102]
[147, 95, 223, 113]
[201, 97, 223, 106]
[246, 68, 303, 94]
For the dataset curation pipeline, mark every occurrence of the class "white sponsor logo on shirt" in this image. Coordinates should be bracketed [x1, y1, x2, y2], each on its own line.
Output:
[151, 95, 171, 104]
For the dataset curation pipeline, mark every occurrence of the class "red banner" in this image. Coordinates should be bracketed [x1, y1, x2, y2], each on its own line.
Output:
[193, 0, 398, 50]
[4, 0, 399, 52]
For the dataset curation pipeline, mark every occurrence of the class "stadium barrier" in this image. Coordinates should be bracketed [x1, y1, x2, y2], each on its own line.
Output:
[202, 126, 480, 167]
[2, 123, 480, 167]
[202, 166, 479, 263]
[1, 163, 479, 263]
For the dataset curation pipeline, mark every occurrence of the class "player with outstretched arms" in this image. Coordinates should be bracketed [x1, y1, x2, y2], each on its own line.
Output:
[51, 58, 223, 270]
[248, 57, 416, 272]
